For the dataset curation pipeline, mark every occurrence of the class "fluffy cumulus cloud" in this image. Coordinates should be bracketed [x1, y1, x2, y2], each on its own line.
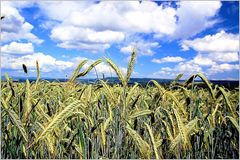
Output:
[1, 1, 222, 54]
[3, 1, 236, 80]
[153, 61, 202, 79]
[207, 63, 239, 75]
[2, 53, 74, 72]
[153, 30, 239, 79]
[192, 52, 238, 66]
[181, 30, 238, 52]
[2, 42, 34, 54]
[120, 40, 160, 56]
[0, 0, 222, 56]
[152, 56, 185, 63]
[51, 25, 125, 52]
[37, 1, 221, 53]
[154, 53, 239, 79]
[191, 54, 216, 66]
[38, 1, 176, 52]
[180, 31, 239, 75]
[1, 2, 43, 44]
[172, 1, 221, 39]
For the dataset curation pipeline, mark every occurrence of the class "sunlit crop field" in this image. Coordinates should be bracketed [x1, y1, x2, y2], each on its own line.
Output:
[1, 51, 239, 159]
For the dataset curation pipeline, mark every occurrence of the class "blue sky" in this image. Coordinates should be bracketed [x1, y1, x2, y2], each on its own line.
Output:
[1, 1, 239, 80]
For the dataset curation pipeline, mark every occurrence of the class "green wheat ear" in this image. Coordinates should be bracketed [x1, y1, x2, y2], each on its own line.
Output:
[196, 73, 215, 100]
[105, 58, 126, 86]
[125, 47, 137, 84]
[69, 60, 88, 83]
[28, 99, 83, 149]
[219, 87, 235, 117]
[77, 59, 102, 77]
[126, 124, 152, 158]
[36, 60, 40, 86]
[145, 122, 160, 159]
[171, 73, 183, 86]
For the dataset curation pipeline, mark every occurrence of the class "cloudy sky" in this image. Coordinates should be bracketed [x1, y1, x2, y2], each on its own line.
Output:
[1, 1, 239, 80]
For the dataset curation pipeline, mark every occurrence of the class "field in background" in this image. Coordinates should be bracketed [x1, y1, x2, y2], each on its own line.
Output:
[1, 50, 239, 159]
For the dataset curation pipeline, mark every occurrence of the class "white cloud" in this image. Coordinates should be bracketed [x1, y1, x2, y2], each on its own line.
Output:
[38, 1, 176, 51]
[1, 42, 34, 54]
[40, 1, 222, 52]
[2, 52, 74, 72]
[207, 63, 239, 75]
[47, 1, 177, 35]
[175, 62, 202, 75]
[40, 20, 59, 30]
[209, 52, 239, 63]
[172, 1, 221, 39]
[57, 42, 111, 53]
[120, 45, 134, 54]
[152, 51, 239, 78]
[51, 26, 125, 43]
[152, 56, 185, 63]
[181, 30, 238, 52]
[192, 52, 238, 66]
[153, 61, 202, 79]
[120, 41, 160, 56]
[2, 1, 223, 53]
[51, 25, 124, 51]
[1, 2, 43, 44]
[192, 54, 216, 66]
[180, 30, 239, 74]
[37, 1, 92, 21]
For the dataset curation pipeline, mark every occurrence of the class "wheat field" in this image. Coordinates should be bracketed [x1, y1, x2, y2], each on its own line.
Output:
[1, 50, 239, 159]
